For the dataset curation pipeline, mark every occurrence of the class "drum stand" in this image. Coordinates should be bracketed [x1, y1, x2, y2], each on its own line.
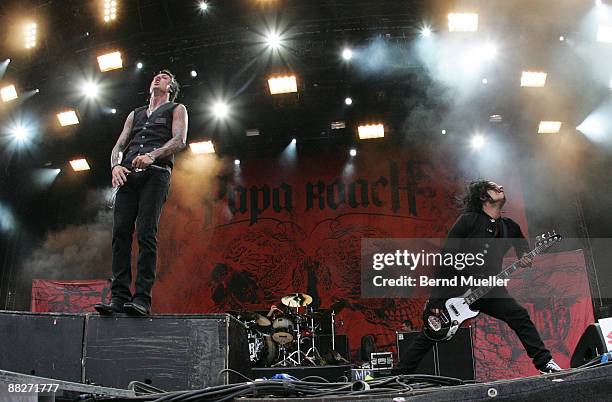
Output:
[273, 311, 316, 367]
[303, 314, 323, 363]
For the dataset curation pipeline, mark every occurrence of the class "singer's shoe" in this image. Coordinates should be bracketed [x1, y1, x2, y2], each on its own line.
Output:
[123, 301, 150, 316]
[94, 301, 126, 315]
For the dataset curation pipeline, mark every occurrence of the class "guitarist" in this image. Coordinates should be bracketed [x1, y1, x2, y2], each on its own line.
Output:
[396, 180, 562, 374]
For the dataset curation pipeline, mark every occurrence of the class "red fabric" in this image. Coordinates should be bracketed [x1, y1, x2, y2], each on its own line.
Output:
[31, 279, 110, 312]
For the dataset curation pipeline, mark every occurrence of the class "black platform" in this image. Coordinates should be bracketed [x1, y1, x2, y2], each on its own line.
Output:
[0, 311, 251, 391]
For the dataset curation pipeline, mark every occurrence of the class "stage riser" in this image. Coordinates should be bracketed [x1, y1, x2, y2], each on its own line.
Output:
[0, 311, 251, 391]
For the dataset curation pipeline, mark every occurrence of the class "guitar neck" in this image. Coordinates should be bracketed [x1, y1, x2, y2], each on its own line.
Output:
[464, 245, 545, 305]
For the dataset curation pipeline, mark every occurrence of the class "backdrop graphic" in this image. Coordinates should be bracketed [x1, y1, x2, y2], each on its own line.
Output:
[30, 144, 593, 380]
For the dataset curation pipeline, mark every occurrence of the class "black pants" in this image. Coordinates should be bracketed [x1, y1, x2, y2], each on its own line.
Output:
[111, 169, 170, 309]
[399, 293, 552, 372]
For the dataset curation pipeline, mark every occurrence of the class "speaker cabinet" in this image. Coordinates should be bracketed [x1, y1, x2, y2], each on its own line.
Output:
[0, 311, 85, 382]
[571, 323, 608, 368]
[83, 314, 250, 390]
[396, 331, 436, 375]
[397, 327, 474, 380]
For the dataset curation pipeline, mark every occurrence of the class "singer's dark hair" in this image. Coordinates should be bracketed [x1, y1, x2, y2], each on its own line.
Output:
[459, 179, 495, 213]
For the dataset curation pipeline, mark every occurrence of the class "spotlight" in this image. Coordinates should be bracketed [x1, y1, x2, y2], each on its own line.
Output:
[103, 0, 118, 22]
[342, 48, 353, 60]
[421, 26, 432, 37]
[441, 129, 447, 134]
[471, 135, 485, 148]
[538, 121, 562, 134]
[597, 25, 612, 43]
[268, 75, 298, 94]
[24, 22, 37, 49]
[234, 159, 241, 165]
[344, 97, 353, 105]
[190, 70, 198, 77]
[520, 71, 547, 87]
[349, 149, 357, 157]
[559, 35, 565, 41]
[190, 140, 215, 154]
[212, 101, 229, 118]
[358, 124, 385, 140]
[1, 85, 18, 102]
[199, 1, 209, 11]
[448, 13, 478, 32]
[136, 62, 143, 69]
[97, 51, 123, 72]
[291, 138, 296, 144]
[481, 78, 488, 84]
[82, 81, 99, 98]
[35, 89, 40, 93]
[266, 31, 282, 49]
[57, 110, 79, 126]
[111, 108, 117, 114]
[69, 159, 91, 172]
[11, 125, 28, 141]
[246, 129, 260, 137]
[596, 0, 603, 6]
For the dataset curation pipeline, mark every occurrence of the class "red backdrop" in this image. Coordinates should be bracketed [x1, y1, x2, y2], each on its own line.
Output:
[30, 143, 593, 381]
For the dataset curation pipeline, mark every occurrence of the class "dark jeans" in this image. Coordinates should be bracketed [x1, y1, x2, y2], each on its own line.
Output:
[111, 168, 170, 309]
[399, 293, 553, 372]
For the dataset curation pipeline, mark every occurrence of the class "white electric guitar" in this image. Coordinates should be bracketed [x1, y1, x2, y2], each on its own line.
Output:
[422, 231, 562, 342]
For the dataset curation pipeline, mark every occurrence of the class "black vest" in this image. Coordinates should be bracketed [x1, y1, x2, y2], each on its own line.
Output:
[122, 102, 180, 169]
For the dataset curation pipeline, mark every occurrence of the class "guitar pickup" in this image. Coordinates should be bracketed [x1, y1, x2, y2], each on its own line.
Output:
[450, 305, 459, 316]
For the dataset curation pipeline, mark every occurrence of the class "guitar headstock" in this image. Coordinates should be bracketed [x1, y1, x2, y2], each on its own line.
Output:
[535, 230, 562, 250]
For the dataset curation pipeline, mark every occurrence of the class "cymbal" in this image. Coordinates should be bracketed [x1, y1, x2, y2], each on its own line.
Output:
[281, 293, 313, 307]
[234, 310, 272, 327]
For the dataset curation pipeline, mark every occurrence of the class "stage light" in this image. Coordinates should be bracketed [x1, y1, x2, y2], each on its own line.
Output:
[191, 70, 198, 77]
[538, 121, 562, 133]
[481, 78, 488, 84]
[342, 48, 353, 60]
[11, 125, 28, 141]
[82, 81, 99, 98]
[597, 25, 612, 43]
[103, 0, 117, 22]
[136, 62, 143, 69]
[345, 97, 353, 105]
[520, 71, 547, 87]
[234, 159, 241, 165]
[268, 75, 297, 94]
[57, 110, 79, 126]
[448, 13, 478, 32]
[441, 129, 447, 135]
[199, 1, 209, 11]
[69, 159, 90, 172]
[189, 140, 215, 154]
[349, 149, 357, 157]
[291, 138, 296, 144]
[596, 0, 603, 5]
[97, 51, 123, 72]
[331, 121, 346, 130]
[266, 31, 282, 49]
[1, 85, 18, 102]
[246, 129, 260, 137]
[358, 124, 385, 140]
[111, 108, 117, 114]
[212, 101, 229, 118]
[559, 35, 565, 41]
[421, 26, 432, 37]
[471, 135, 485, 148]
[24, 22, 37, 49]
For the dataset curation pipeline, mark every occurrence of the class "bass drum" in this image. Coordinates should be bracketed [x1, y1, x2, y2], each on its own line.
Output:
[248, 330, 278, 366]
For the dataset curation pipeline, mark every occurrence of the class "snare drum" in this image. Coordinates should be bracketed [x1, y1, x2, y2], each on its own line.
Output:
[271, 317, 295, 345]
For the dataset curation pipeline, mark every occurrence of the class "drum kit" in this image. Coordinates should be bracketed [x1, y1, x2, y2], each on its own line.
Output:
[231, 293, 344, 367]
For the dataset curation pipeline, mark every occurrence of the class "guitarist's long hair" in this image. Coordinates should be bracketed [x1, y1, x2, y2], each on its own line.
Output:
[459, 179, 494, 213]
